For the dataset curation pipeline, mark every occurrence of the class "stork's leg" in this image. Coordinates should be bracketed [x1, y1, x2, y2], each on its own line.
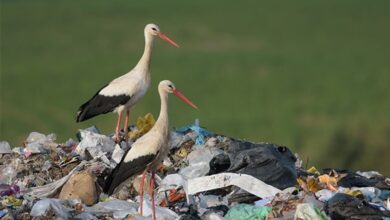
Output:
[150, 171, 156, 220]
[124, 110, 130, 145]
[115, 111, 123, 143]
[139, 170, 147, 216]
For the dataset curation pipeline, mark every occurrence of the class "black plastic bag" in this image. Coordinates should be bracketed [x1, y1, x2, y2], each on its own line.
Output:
[209, 139, 297, 190]
[325, 193, 390, 220]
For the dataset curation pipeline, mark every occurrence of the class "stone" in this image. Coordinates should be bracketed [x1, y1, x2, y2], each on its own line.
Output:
[59, 171, 98, 205]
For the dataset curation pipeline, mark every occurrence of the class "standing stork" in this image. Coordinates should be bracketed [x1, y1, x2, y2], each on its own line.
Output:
[103, 80, 197, 220]
[76, 24, 179, 143]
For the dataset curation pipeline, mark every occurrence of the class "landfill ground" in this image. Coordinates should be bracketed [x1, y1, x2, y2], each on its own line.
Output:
[0, 117, 390, 220]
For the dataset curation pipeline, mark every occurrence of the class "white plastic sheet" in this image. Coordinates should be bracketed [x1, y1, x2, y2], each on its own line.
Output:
[158, 173, 186, 192]
[76, 130, 115, 158]
[179, 147, 223, 179]
[86, 199, 138, 220]
[112, 144, 125, 164]
[141, 199, 179, 220]
[0, 141, 12, 154]
[30, 198, 71, 219]
[185, 173, 281, 200]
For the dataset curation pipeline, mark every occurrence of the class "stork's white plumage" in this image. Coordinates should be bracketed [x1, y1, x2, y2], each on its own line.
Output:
[103, 80, 197, 220]
[76, 24, 179, 143]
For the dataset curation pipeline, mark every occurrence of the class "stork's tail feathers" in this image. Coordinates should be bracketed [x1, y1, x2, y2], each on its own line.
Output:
[103, 154, 155, 195]
[76, 98, 96, 122]
[76, 106, 88, 122]
[103, 175, 115, 195]
[75, 84, 110, 123]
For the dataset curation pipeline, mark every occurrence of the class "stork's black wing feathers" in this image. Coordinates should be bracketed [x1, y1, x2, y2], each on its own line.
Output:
[76, 84, 131, 122]
[103, 150, 156, 195]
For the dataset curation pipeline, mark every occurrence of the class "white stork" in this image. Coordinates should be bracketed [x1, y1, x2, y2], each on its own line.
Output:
[76, 24, 179, 143]
[103, 80, 197, 220]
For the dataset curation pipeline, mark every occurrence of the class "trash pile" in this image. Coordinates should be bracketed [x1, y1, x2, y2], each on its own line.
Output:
[1, 117, 390, 220]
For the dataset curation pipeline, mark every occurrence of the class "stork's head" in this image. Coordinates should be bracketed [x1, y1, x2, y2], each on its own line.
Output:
[144, 24, 180, 48]
[159, 80, 198, 109]
[159, 80, 176, 94]
[145, 24, 160, 36]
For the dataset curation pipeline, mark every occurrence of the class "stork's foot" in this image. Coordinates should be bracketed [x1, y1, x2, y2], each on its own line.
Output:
[114, 134, 122, 144]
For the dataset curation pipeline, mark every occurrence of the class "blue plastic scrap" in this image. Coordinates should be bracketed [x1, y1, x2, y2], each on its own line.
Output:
[380, 190, 390, 200]
[175, 120, 212, 145]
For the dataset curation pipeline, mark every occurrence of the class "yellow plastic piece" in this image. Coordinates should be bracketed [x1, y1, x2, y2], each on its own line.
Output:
[345, 189, 363, 198]
[307, 166, 320, 175]
[298, 176, 322, 192]
[128, 113, 156, 140]
[306, 176, 322, 192]
[176, 147, 189, 158]
[3, 196, 23, 207]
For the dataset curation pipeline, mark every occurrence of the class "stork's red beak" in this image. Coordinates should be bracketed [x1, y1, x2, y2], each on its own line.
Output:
[158, 32, 180, 48]
[173, 89, 198, 109]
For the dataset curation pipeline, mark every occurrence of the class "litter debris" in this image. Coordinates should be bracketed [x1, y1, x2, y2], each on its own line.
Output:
[85, 199, 138, 219]
[2, 195, 23, 207]
[128, 113, 156, 140]
[294, 203, 327, 220]
[0, 163, 17, 185]
[325, 193, 390, 219]
[112, 144, 125, 164]
[179, 147, 223, 179]
[0, 183, 20, 196]
[142, 198, 179, 220]
[75, 129, 115, 159]
[357, 170, 383, 179]
[224, 204, 272, 220]
[26, 160, 91, 199]
[1, 121, 390, 220]
[76, 126, 100, 140]
[185, 173, 281, 200]
[159, 173, 186, 192]
[176, 119, 212, 145]
[0, 210, 6, 218]
[26, 131, 56, 145]
[30, 198, 71, 219]
[168, 130, 194, 150]
[210, 140, 297, 190]
[0, 141, 12, 154]
[25, 142, 47, 154]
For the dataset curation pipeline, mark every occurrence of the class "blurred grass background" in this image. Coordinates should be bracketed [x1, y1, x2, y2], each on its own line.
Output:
[1, 0, 390, 175]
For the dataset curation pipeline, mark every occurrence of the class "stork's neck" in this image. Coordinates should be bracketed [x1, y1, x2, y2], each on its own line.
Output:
[135, 34, 154, 70]
[154, 90, 169, 137]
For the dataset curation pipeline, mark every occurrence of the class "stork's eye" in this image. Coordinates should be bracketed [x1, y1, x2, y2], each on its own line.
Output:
[152, 27, 157, 31]
[168, 85, 173, 88]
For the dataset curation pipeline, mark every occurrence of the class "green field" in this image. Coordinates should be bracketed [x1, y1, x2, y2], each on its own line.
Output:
[1, 0, 390, 175]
